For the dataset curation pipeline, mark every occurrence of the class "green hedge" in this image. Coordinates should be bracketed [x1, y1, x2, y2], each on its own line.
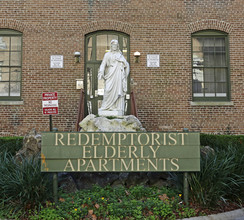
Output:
[200, 133, 244, 150]
[0, 137, 23, 155]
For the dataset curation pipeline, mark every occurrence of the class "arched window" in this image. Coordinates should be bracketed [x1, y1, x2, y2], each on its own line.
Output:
[192, 30, 230, 101]
[85, 31, 130, 115]
[0, 29, 22, 100]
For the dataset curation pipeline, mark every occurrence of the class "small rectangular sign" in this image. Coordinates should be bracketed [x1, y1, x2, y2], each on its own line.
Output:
[147, 54, 160, 67]
[41, 132, 200, 172]
[42, 92, 58, 115]
[50, 55, 63, 68]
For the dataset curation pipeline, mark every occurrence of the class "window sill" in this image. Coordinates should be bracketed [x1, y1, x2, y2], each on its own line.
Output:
[190, 101, 234, 106]
[0, 100, 24, 105]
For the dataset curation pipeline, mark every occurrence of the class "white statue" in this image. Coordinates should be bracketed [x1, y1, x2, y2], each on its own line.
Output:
[98, 39, 129, 116]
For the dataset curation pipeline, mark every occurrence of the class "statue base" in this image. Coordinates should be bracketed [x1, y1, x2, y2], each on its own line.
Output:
[98, 109, 124, 116]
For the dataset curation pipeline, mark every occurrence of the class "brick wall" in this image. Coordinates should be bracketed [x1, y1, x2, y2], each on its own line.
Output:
[0, 0, 244, 136]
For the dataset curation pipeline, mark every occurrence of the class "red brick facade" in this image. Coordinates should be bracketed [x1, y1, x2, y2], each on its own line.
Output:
[0, 0, 244, 136]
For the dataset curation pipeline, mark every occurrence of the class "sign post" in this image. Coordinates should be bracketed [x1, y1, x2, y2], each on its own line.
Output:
[42, 92, 59, 204]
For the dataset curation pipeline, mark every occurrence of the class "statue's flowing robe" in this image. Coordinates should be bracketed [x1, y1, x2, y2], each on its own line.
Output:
[98, 51, 129, 111]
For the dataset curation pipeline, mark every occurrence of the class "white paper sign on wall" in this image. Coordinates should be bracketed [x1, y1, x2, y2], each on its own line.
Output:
[50, 55, 63, 68]
[147, 54, 160, 67]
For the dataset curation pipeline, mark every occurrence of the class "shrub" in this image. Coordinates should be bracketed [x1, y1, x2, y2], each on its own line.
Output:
[200, 133, 244, 151]
[0, 136, 23, 155]
[188, 146, 244, 207]
[0, 152, 52, 214]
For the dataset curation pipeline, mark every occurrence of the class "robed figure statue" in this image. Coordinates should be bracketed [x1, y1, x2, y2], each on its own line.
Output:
[98, 39, 130, 116]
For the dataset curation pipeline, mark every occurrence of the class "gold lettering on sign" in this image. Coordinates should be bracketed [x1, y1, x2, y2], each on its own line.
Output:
[118, 133, 127, 145]
[138, 133, 150, 145]
[92, 133, 100, 145]
[55, 133, 64, 146]
[77, 159, 86, 171]
[140, 146, 149, 158]
[169, 133, 177, 145]
[147, 159, 158, 171]
[99, 159, 109, 171]
[149, 146, 160, 158]
[85, 159, 96, 171]
[171, 158, 179, 171]
[178, 133, 188, 145]
[67, 133, 76, 146]
[152, 133, 161, 145]
[128, 146, 138, 158]
[137, 159, 146, 171]
[102, 133, 116, 145]
[118, 146, 126, 158]
[78, 133, 89, 145]
[163, 133, 167, 145]
[64, 159, 75, 171]
[128, 133, 137, 145]
[121, 159, 134, 171]
[160, 158, 170, 171]
[109, 159, 119, 171]
[105, 146, 116, 158]
[83, 146, 92, 158]
[93, 146, 103, 158]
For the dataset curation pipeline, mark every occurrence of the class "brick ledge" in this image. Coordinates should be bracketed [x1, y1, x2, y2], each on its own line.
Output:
[190, 101, 234, 106]
[0, 100, 24, 105]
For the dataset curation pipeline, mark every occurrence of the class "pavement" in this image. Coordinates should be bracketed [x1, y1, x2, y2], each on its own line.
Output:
[181, 208, 244, 220]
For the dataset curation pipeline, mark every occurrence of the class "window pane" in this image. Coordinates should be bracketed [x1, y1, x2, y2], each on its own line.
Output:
[215, 52, 226, 66]
[193, 82, 204, 96]
[0, 67, 9, 81]
[87, 37, 92, 47]
[0, 37, 10, 51]
[193, 52, 204, 67]
[0, 52, 10, 65]
[10, 52, 21, 66]
[96, 35, 107, 60]
[204, 68, 215, 82]
[216, 83, 227, 97]
[215, 68, 226, 82]
[10, 82, 20, 96]
[108, 35, 118, 44]
[193, 68, 203, 82]
[96, 35, 119, 60]
[0, 82, 9, 96]
[88, 48, 92, 61]
[205, 82, 215, 96]
[10, 68, 21, 81]
[123, 37, 128, 61]
[204, 52, 214, 67]
[192, 38, 203, 52]
[204, 38, 214, 52]
[11, 37, 21, 51]
[87, 67, 92, 96]
[215, 38, 225, 52]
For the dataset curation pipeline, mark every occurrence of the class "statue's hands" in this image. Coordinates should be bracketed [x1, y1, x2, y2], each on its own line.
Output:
[98, 70, 104, 80]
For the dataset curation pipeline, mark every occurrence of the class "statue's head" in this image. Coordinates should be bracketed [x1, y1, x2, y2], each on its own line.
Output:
[110, 39, 119, 52]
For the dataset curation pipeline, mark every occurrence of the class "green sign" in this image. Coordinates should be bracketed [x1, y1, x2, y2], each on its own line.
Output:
[41, 132, 200, 172]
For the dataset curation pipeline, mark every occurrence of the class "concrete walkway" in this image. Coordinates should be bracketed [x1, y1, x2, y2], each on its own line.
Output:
[181, 208, 244, 220]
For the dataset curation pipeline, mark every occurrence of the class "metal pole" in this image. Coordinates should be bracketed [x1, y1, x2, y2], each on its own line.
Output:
[49, 115, 53, 132]
[53, 172, 58, 204]
[183, 172, 189, 205]
[183, 128, 189, 205]
[50, 119, 58, 204]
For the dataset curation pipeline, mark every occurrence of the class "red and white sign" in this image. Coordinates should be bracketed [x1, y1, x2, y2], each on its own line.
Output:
[42, 92, 58, 115]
